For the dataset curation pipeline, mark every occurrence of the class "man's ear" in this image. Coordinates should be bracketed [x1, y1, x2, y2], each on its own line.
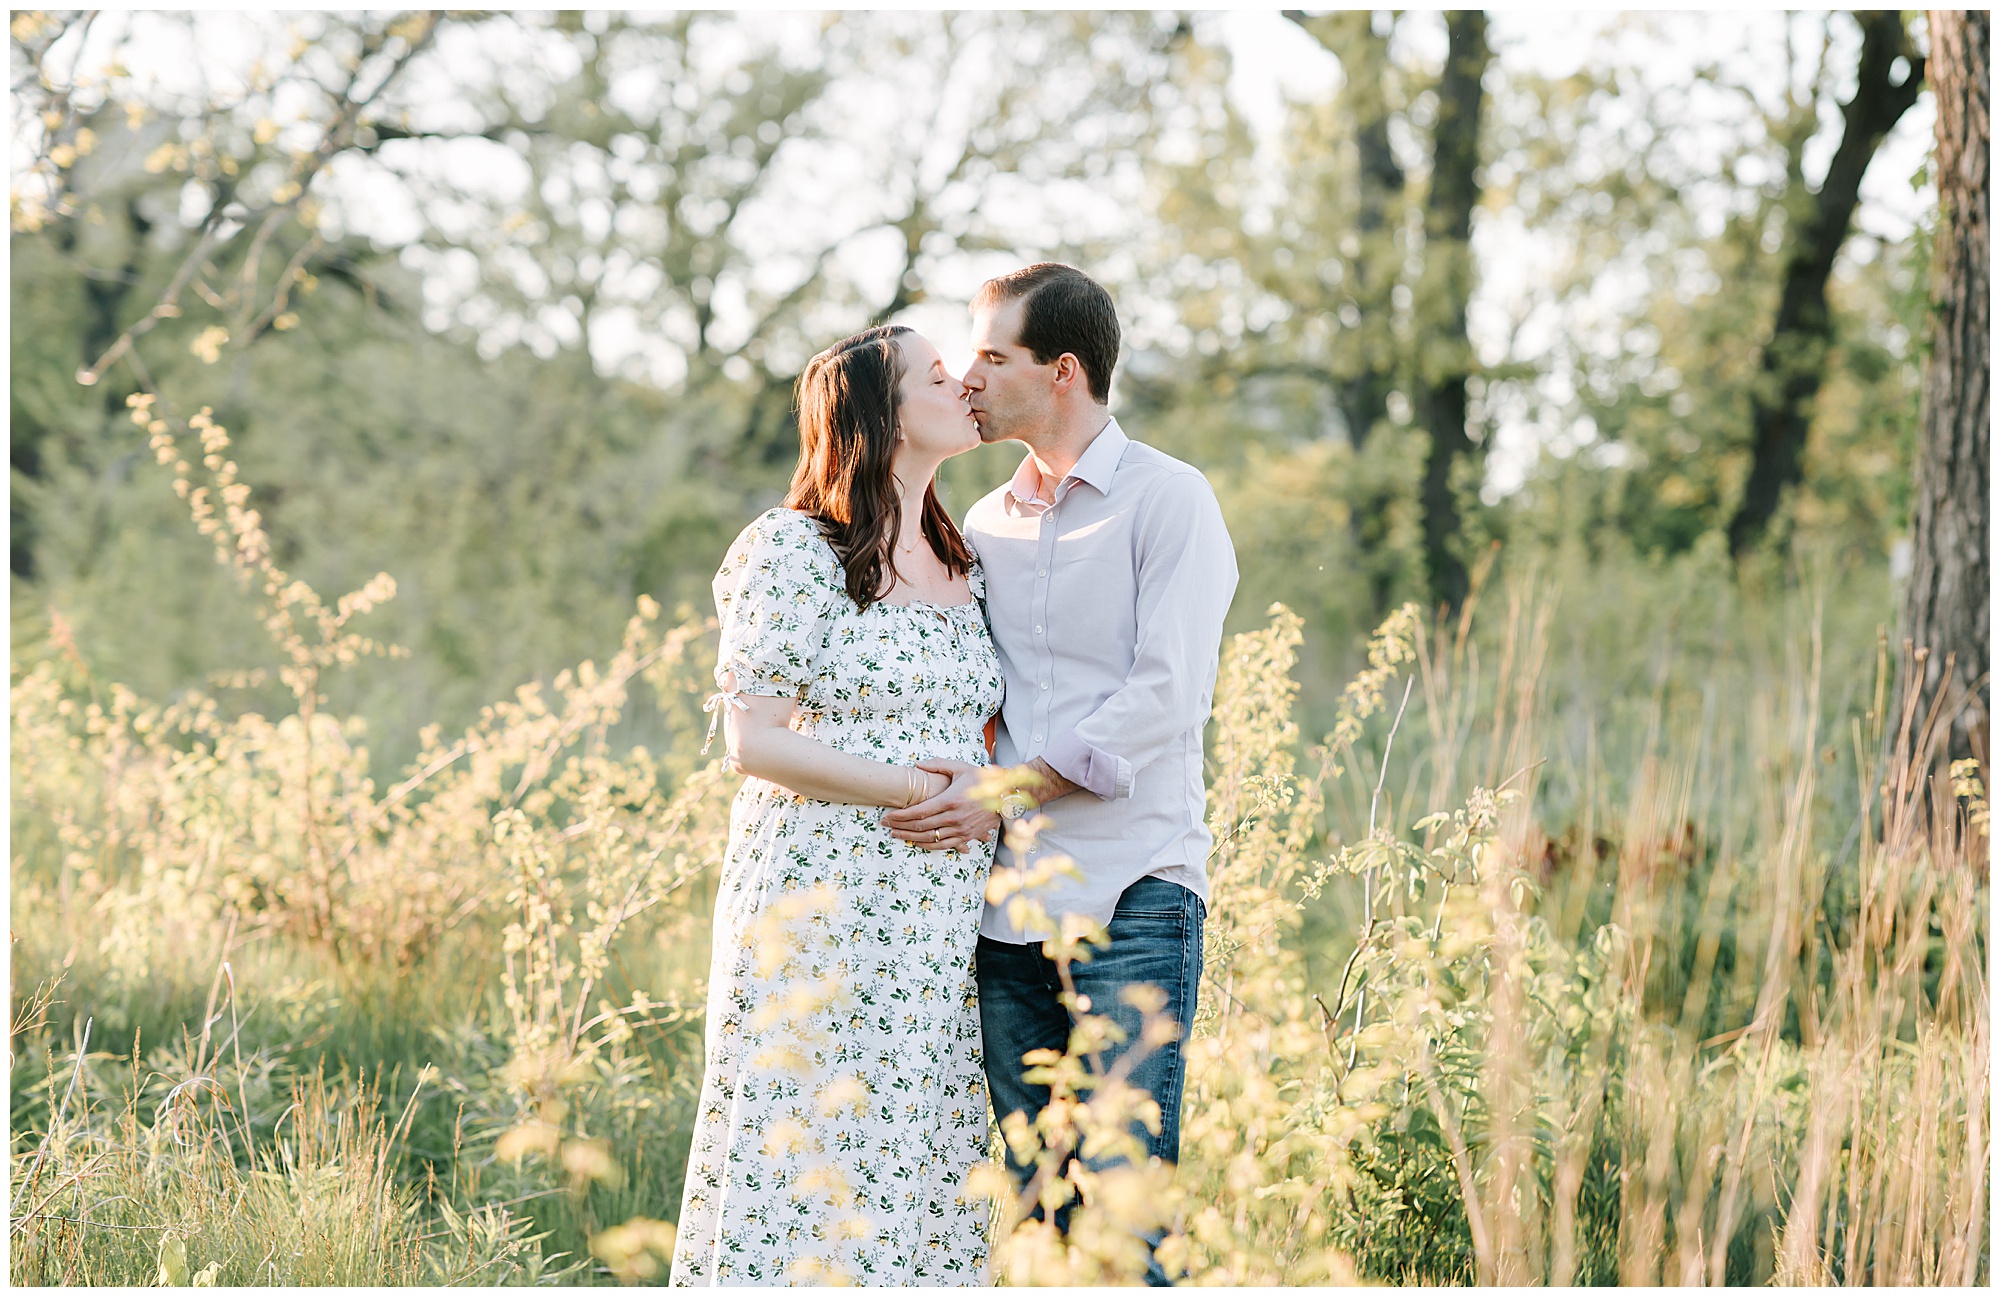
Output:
[1050, 352, 1083, 396]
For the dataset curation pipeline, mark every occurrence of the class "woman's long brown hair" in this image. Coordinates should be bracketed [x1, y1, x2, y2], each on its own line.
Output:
[785, 325, 974, 610]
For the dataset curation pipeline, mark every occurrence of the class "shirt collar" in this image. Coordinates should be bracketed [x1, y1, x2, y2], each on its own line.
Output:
[1004, 452, 1044, 511]
[1004, 417, 1129, 511]
[1066, 418, 1128, 496]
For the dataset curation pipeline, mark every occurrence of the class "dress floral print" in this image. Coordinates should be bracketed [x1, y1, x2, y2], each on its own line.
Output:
[670, 508, 1003, 1287]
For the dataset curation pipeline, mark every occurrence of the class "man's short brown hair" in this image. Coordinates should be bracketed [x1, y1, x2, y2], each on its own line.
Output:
[972, 263, 1120, 405]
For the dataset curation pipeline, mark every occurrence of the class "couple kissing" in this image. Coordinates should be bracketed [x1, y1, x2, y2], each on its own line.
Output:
[672, 263, 1238, 1287]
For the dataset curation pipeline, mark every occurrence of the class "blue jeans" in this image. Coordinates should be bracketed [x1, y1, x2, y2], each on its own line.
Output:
[975, 875, 1205, 1285]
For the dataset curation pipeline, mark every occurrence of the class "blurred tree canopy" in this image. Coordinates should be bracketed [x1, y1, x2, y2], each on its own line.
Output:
[10, 10, 1943, 772]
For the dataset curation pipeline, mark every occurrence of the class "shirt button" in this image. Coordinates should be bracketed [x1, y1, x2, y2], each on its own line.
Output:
[1033, 733, 1044, 742]
[1037, 568, 1047, 577]
[1040, 681, 1050, 690]
[1034, 625, 1043, 634]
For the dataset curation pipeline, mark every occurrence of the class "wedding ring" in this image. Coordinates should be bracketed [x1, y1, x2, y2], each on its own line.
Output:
[935, 829, 944, 843]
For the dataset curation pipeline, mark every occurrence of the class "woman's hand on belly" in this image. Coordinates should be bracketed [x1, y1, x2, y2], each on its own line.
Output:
[881, 758, 1003, 851]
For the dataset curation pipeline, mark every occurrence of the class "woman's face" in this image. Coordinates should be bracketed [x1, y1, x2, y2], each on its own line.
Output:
[893, 333, 979, 467]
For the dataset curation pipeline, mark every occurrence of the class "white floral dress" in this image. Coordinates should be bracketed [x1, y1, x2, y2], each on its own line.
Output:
[670, 508, 1002, 1287]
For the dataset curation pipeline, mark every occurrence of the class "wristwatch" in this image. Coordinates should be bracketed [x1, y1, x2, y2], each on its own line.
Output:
[1000, 791, 1035, 822]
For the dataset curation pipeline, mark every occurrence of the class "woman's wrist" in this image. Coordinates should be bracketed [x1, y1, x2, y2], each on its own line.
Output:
[892, 764, 947, 808]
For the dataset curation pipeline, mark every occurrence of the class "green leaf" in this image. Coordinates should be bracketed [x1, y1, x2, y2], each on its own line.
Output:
[156, 1234, 189, 1287]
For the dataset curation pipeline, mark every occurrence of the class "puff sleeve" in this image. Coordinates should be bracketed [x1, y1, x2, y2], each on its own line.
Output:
[702, 510, 848, 752]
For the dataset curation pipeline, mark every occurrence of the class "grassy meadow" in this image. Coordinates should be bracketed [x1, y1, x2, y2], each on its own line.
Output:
[9, 9, 1987, 1287]
[8, 402, 1987, 1285]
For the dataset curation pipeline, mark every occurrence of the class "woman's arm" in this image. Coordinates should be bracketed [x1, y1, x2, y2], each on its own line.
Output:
[720, 680, 946, 808]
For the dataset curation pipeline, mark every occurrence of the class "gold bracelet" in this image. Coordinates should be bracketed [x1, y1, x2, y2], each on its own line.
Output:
[904, 767, 920, 808]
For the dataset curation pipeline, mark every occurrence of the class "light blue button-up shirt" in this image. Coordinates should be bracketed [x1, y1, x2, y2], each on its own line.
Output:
[963, 418, 1239, 943]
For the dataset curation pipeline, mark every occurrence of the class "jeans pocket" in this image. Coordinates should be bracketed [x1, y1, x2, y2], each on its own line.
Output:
[1115, 877, 1194, 920]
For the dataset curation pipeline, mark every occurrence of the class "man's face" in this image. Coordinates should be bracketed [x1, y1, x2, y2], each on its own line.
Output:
[963, 296, 1054, 445]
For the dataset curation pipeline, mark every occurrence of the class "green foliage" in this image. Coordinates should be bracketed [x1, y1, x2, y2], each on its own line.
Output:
[1469, 15, 1927, 564]
[11, 13, 1932, 779]
[11, 217, 763, 776]
[11, 532, 1988, 1285]
[10, 10, 1976, 1289]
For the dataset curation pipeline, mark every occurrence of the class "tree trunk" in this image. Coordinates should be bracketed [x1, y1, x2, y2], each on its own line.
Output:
[1903, 10, 1989, 769]
[1727, 13, 1927, 556]
[1414, 10, 1489, 611]
[1285, 10, 1410, 611]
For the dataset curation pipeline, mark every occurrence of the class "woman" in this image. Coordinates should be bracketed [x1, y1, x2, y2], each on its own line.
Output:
[670, 326, 1002, 1286]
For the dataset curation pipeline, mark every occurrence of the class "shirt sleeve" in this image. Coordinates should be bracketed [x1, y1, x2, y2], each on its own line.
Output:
[712, 509, 847, 701]
[1041, 471, 1238, 800]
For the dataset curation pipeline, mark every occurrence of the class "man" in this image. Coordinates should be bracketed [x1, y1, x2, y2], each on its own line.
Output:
[883, 263, 1237, 1283]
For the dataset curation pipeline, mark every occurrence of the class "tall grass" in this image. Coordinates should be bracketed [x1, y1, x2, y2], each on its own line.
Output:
[9, 402, 1988, 1284]
[1155, 569, 1988, 1286]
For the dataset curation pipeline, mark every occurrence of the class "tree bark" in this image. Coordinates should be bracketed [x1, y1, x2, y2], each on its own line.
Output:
[1903, 10, 1989, 769]
[1727, 12, 1928, 556]
[1415, 10, 1489, 611]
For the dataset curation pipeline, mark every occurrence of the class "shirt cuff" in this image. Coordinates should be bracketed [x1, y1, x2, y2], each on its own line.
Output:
[1042, 731, 1132, 800]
